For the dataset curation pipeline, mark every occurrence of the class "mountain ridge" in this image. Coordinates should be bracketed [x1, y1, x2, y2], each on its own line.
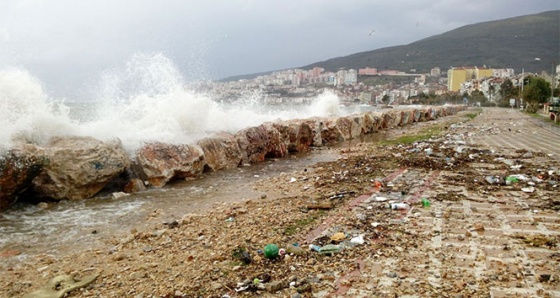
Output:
[222, 10, 559, 82]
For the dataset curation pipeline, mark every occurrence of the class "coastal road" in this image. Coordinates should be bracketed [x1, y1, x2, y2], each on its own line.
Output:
[464, 108, 560, 156]
[307, 107, 560, 298]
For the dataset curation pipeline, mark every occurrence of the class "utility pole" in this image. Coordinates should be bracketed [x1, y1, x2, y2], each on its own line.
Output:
[552, 61, 556, 103]
[520, 68, 524, 109]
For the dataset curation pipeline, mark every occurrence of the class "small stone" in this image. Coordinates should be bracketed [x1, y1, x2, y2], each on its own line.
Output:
[111, 192, 130, 199]
[473, 223, 485, 231]
[285, 245, 307, 256]
[210, 281, 222, 290]
[297, 283, 312, 293]
[386, 272, 398, 278]
[37, 202, 49, 209]
[265, 281, 284, 293]
[129, 272, 145, 280]
[113, 253, 127, 261]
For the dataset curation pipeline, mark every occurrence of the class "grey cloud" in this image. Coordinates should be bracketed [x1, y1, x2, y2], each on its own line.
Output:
[0, 0, 557, 99]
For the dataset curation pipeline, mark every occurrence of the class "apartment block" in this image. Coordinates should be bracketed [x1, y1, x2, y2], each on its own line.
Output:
[447, 66, 493, 92]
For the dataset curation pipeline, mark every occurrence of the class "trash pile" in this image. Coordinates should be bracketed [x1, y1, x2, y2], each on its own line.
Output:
[6, 112, 560, 298]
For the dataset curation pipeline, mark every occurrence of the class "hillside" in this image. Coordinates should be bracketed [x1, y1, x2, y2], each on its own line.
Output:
[223, 10, 559, 81]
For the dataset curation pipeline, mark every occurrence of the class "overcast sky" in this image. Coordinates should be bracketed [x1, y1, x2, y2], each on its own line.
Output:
[0, 0, 558, 99]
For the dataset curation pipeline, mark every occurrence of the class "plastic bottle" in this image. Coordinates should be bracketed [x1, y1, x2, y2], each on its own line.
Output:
[390, 203, 409, 210]
[319, 244, 341, 255]
[505, 176, 518, 185]
[308, 244, 321, 252]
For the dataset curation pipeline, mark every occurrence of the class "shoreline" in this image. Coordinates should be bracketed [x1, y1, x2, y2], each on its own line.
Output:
[2, 107, 559, 298]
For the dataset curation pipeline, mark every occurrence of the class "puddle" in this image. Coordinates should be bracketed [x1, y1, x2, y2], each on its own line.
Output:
[0, 130, 391, 268]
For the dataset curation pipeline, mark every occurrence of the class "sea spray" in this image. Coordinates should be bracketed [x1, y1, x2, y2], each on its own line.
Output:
[306, 89, 343, 117]
[81, 53, 306, 152]
[0, 67, 78, 151]
[2, 53, 353, 154]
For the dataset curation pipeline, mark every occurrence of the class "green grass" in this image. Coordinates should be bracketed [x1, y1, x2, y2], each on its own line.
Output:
[526, 110, 560, 126]
[284, 211, 324, 236]
[378, 125, 446, 146]
[464, 108, 482, 120]
[464, 113, 478, 119]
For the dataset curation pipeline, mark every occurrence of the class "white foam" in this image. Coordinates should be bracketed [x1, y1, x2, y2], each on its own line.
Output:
[2, 53, 352, 154]
[0, 68, 78, 151]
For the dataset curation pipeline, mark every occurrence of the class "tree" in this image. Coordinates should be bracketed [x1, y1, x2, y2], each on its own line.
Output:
[381, 94, 390, 104]
[523, 77, 551, 113]
[499, 79, 518, 107]
[471, 90, 490, 106]
[488, 84, 495, 102]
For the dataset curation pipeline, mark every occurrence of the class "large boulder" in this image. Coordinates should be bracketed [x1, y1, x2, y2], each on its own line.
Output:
[437, 106, 447, 117]
[273, 120, 313, 153]
[321, 117, 348, 144]
[413, 109, 425, 122]
[370, 112, 384, 131]
[0, 149, 44, 211]
[302, 118, 324, 147]
[346, 115, 364, 139]
[426, 107, 437, 120]
[197, 133, 243, 172]
[401, 109, 413, 125]
[361, 113, 377, 134]
[135, 143, 205, 188]
[262, 122, 288, 158]
[385, 110, 402, 128]
[235, 125, 271, 164]
[31, 136, 130, 201]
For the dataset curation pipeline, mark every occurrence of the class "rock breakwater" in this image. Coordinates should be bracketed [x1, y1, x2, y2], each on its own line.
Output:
[0, 105, 465, 211]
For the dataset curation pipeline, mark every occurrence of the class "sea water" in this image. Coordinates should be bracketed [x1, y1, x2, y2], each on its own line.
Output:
[1, 52, 368, 155]
[0, 53, 379, 265]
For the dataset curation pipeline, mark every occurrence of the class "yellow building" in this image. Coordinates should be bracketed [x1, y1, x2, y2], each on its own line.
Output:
[448, 66, 493, 92]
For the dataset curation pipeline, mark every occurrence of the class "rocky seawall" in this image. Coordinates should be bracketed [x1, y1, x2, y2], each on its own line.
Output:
[0, 105, 465, 211]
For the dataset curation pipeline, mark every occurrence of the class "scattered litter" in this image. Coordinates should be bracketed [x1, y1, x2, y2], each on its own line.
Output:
[308, 244, 321, 252]
[330, 232, 346, 242]
[111, 192, 129, 199]
[23, 274, 99, 298]
[319, 244, 341, 255]
[390, 203, 410, 210]
[263, 244, 279, 259]
[350, 234, 365, 245]
[522, 187, 535, 193]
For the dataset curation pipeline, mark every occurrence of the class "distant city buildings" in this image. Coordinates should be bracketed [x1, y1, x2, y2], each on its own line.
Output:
[192, 62, 555, 106]
[430, 67, 441, 77]
[358, 67, 378, 75]
[447, 66, 493, 92]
